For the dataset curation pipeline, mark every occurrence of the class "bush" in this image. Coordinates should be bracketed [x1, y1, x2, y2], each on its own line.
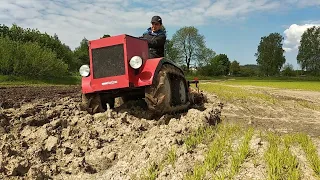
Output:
[281, 63, 296, 77]
[0, 36, 68, 78]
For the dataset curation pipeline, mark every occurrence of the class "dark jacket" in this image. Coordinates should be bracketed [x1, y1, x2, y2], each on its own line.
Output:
[141, 27, 166, 58]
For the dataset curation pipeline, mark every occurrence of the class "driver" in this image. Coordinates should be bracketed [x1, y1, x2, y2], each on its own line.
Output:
[140, 15, 166, 58]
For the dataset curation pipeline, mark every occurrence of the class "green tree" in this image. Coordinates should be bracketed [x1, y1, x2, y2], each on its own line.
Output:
[202, 54, 231, 76]
[171, 26, 206, 70]
[164, 39, 181, 64]
[73, 38, 89, 68]
[211, 54, 231, 76]
[0, 24, 75, 72]
[196, 46, 216, 67]
[297, 26, 320, 75]
[0, 36, 68, 78]
[230, 60, 240, 76]
[281, 63, 296, 76]
[255, 32, 286, 76]
[101, 34, 111, 38]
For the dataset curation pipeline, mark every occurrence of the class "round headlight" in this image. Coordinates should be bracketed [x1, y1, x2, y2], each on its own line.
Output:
[79, 64, 90, 77]
[129, 56, 143, 69]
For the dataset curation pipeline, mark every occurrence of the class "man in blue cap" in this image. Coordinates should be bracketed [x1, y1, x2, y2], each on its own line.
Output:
[140, 15, 166, 58]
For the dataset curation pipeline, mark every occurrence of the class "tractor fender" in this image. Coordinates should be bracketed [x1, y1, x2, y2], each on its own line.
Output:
[151, 58, 184, 85]
[134, 57, 184, 87]
[81, 76, 94, 94]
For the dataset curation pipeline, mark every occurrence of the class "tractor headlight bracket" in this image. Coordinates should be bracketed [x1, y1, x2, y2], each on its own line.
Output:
[129, 56, 143, 69]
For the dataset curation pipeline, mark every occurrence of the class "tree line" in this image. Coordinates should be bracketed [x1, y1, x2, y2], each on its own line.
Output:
[0, 23, 109, 79]
[0, 23, 319, 80]
[166, 26, 320, 77]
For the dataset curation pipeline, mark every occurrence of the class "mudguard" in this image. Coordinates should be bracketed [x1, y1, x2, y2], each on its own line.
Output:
[133, 57, 184, 87]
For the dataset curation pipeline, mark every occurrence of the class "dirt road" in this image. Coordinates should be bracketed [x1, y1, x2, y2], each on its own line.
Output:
[0, 84, 319, 179]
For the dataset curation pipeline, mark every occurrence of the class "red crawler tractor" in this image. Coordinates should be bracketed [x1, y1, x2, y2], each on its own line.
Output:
[79, 34, 203, 115]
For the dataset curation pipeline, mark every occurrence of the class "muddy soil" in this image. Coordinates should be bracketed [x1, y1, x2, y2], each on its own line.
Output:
[0, 85, 222, 179]
[0, 85, 80, 109]
[1, 84, 319, 179]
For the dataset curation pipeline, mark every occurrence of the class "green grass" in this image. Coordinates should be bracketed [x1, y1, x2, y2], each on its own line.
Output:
[184, 126, 217, 152]
[138, 145, 179, 180]
[167, 146, 177, 166]
[185, 124, 241, 180]
[139, 125, 220, 180]
[228, 127, 254, 178]
[196, 83, 277, 104]
[217, 79, 320, 92]
[0, 75, 81, 85]
[264, 133, 301, 180]
[294, 134, 320, 177]
[196, 81, 320, 112]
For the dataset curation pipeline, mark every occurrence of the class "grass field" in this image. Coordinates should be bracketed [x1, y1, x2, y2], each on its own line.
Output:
[0, 75, 81, 85]
[219, 79, 320, 92]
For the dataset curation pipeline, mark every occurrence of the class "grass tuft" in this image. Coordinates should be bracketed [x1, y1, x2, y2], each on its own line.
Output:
[184, 126, 217, 152]
[167, 146, 177, 166]
[228, 127, 254, 178]
[185, 124, 240, 180]
[264, 133, 300, 180]
[294, 133, 320, 177]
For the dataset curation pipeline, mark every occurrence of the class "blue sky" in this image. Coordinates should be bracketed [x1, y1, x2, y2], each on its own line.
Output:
[1, 0, 320, 69]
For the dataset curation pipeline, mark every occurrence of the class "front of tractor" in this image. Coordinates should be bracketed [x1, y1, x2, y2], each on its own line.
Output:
[79, 34, 200, 115]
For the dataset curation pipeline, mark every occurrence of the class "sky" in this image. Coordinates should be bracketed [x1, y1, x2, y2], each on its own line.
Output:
[0, 0, 320, 69]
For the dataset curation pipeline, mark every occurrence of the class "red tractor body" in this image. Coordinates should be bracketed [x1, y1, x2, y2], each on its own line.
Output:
[82, 34, 165, 94]
[80, 34, 201, 115]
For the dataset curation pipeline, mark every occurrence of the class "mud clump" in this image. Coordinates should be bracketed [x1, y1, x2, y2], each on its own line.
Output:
[0, 85, 223, 179]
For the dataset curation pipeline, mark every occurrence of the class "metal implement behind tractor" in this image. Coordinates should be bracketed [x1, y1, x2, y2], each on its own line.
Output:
[79, 34, 204, 115]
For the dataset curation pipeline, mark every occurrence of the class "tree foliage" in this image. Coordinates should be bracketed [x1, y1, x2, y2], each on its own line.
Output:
[199, 54, 230, 76]
[211, 54, 231, 76]
[230, 60, 241, 76]
[171, 26, 207, 70]
[297, 26, 320, 75]
[196, 46, 216, 67]
[0, 24, 76, 72]
[164, 39, 181, 64]
[255, 32, 286, 76]
[281, 63, 296, 76]
[101, 34, 111, 38]
[73, 38, 89, 68]
[0, 36, 68, 78]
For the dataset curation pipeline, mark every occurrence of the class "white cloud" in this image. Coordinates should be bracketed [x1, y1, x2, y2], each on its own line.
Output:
[283, 23, 320, 52]
[283, 47, 293, 52]
[205, 0, 280, 18]
[0, 0, 319, 50]
[283, 0, 320, 7]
